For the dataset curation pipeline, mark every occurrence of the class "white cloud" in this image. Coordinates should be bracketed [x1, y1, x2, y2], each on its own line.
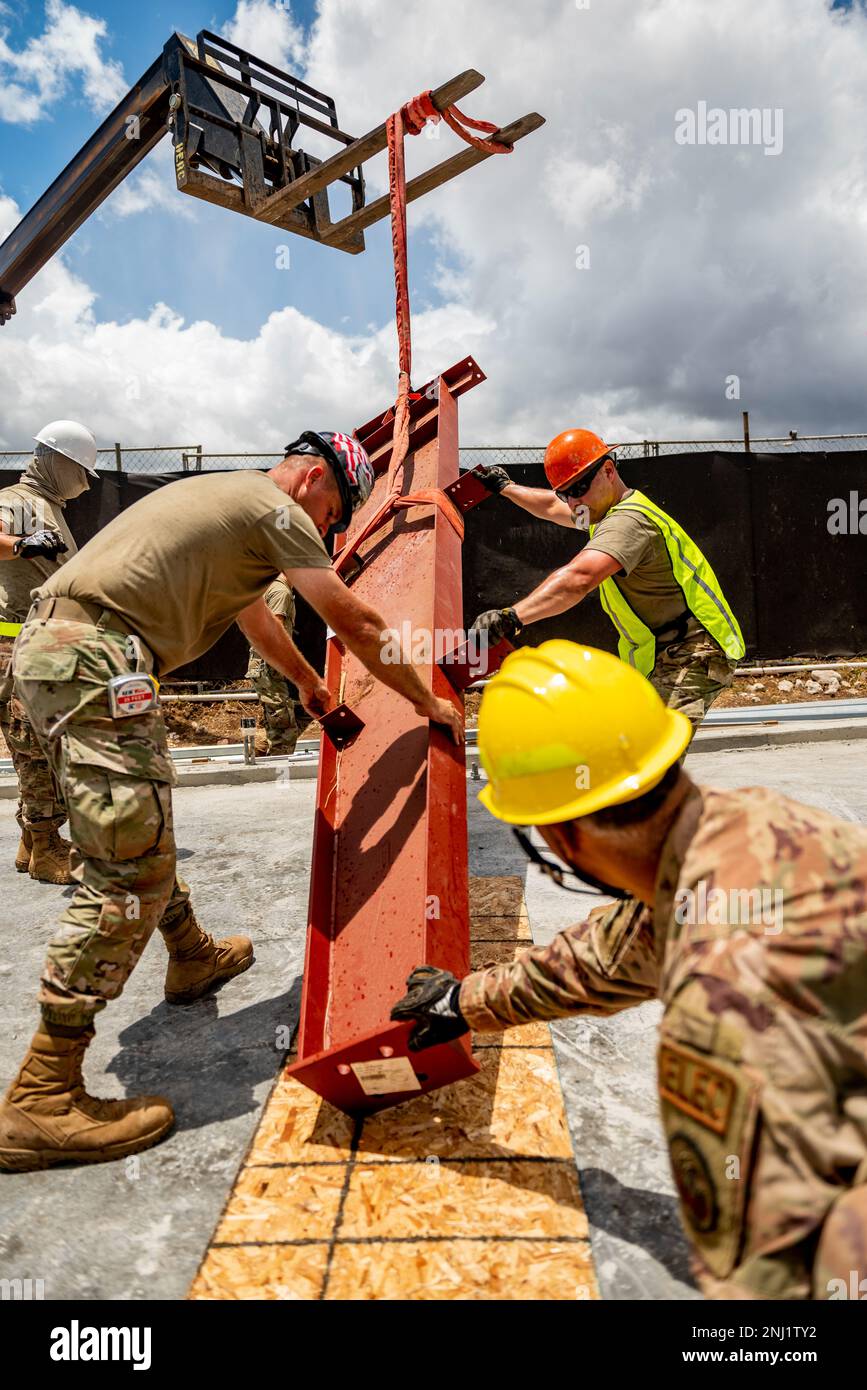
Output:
[0, 0, 126, 124]
[224, 0, 306, 72]
[0, 187, 494, 451]
[542, 155, 651, 224]
[3, 0, 867, 448]
[103, 141, 196, 221]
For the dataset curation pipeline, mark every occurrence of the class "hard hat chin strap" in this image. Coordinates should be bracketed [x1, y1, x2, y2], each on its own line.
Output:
[511, 827, 630, 899]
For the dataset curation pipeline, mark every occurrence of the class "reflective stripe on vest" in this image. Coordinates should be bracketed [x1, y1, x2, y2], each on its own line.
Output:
[589, 490, 745, 678]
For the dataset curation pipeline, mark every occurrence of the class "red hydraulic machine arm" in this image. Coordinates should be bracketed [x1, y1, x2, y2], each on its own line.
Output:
[0, 27, 543, 322]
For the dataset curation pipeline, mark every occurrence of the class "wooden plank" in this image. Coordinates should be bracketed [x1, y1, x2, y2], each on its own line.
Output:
[188, 877, 600, 1303]
[255, 69, 486, 225]
[324, 112, 546, 245]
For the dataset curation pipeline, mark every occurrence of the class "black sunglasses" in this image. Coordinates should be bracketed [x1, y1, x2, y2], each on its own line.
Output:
[554, 456, 609, 504]
[512, 827, 604, 895]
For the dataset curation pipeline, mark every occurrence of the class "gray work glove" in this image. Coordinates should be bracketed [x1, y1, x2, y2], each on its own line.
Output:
[470, 607, 524, 644]
[390, 965, 469, 1052]
[13, 530, 68, 561]
[474, 464, 512, 494]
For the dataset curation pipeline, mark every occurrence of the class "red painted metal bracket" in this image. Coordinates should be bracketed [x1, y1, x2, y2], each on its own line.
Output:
[443, 465, 495, 515]
[438, 635, 515, 694]
[287, 361, 485, 1116]
[354, 356, 485, 475]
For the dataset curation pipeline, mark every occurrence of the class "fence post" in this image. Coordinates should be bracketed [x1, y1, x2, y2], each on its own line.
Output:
[742, 411, 751, 453]
[114, 442, 122, 472]
[196, 445, 203, 472]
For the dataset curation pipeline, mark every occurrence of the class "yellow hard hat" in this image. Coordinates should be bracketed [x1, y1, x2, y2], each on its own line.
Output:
[477, 641, 691, 825]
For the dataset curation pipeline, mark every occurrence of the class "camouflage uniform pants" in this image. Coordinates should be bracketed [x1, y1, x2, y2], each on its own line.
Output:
[651, 628, 737, 734]
[246, 603, 303, 754]
[0, 635, 66, 834]
[12, 617, 193, 1029]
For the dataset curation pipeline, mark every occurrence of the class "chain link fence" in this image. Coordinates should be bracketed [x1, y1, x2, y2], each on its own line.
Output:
[461, 435, 867, 467]
[2, 434, 867, 475]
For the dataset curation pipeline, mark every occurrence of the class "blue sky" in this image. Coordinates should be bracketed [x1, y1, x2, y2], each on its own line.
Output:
[0, 0, 443, 340]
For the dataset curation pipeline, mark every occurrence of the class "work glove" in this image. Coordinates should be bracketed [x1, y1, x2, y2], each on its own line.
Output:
[474, 464, 512, 494]
[470, 606, 524, 644]
[390, 965, 469, 1052]
[13, 529, 68, 561]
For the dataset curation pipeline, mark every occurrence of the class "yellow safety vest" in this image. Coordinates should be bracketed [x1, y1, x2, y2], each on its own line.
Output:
[0, 623, 22, 637]
[589, 490, 745, 678]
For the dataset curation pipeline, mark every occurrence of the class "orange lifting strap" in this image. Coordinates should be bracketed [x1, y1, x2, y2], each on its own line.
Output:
[334, 87, 511, 577]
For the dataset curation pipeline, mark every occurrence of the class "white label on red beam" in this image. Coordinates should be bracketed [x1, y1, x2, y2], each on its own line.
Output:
[350, 1056, 421, 1096]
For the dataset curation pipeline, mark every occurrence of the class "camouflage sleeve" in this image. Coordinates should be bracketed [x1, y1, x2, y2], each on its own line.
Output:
[459, 897, 661, 1032]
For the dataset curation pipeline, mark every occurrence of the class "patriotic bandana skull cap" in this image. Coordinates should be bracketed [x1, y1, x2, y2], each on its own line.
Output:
[284, 430, 375, 535]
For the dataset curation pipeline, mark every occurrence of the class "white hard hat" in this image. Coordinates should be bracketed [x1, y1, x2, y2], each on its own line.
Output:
[34, 420, 98, 475]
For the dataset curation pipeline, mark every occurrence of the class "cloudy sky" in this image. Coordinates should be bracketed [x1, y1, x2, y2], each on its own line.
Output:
[0, 0, 866, 453]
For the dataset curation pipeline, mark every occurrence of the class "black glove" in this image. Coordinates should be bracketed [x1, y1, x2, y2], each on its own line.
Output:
[474, 464, 512, 494]
[390, 965, 469, 1052]
[470, 607, 524, 644]
[13, 530, 68, 561]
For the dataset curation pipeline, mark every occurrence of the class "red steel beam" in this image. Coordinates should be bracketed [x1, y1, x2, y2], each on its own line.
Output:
[286, 364, 488, 1116]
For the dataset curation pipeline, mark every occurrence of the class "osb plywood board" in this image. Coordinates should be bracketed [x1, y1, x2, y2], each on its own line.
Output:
[471, 940, 530, 970]
[469, 875, 527, 919]
[191, 1244, 329, 1301]
[470, 912, 533, 942]
[245, 1077, 355, 1165]
[339, 1160, 589, 1240]
[473, 1020, 551, 1048]
[188, 877, 599, 1302]
[357, 1048, 574, 1161]
[325, 1240, 598, 1301]
[212, 1165, 346, 1244]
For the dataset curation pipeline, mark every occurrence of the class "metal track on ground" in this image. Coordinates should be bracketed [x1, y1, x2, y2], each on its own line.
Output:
[3, 699, 867, 776]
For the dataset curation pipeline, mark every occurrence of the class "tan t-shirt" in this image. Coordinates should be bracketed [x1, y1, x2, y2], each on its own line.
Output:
[263, 575, 294, 620]
[587, 491, 689, 632]
[38, 472, 331, 674]
[0, 483, 77, 622]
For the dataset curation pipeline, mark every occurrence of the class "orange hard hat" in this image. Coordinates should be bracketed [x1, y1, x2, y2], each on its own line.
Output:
[544, 429, 612, 492]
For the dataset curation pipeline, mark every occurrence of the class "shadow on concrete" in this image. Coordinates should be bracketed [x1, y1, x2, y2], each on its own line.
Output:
[107, 975, 304, 1134]
[579, 1167, 696, 1286]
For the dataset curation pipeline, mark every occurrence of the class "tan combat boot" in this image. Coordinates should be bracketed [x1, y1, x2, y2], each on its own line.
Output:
[164, 910, 254, 1005]
[28, 824, 73, 885]
[15, 826, 32, 873]
[0, 1029, 174, 1171]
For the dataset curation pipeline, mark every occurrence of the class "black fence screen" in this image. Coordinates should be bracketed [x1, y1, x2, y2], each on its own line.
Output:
[2, 449, 864, 680]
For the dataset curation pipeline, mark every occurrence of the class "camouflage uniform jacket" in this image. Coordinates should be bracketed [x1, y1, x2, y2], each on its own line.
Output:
[461, 784, 867, 1295]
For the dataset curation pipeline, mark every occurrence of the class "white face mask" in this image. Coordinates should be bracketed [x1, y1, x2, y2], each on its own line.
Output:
[29, 446, 91, 502]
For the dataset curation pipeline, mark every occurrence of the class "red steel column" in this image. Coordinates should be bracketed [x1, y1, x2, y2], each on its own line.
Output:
[286, 367, 481, 1115]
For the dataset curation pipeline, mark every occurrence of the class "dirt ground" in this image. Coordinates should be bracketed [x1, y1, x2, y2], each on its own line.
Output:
[3, 663, 865, 757]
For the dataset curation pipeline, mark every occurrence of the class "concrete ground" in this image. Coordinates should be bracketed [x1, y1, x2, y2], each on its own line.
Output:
[0, 736, 865, 1301]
